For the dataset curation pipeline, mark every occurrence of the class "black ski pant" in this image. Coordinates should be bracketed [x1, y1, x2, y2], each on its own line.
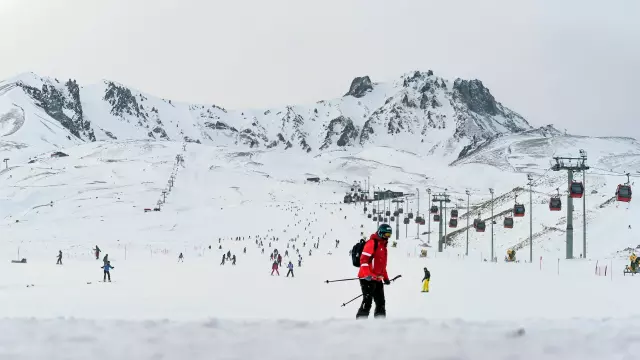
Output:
[103, 270, 111, 282]
[56, 258, 62, 265]
[286, 269, 294, 277]
[356, 279, 385, 319]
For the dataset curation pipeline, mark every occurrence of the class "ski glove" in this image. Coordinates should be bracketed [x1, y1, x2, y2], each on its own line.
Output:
[384, 279, 391, 285]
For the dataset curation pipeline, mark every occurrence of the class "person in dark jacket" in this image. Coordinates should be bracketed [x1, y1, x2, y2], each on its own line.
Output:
[286, 261, 294, 277]
[102, 261, 114, 282]
[220, 254, 226, 265]
[93, 246, 101, 260]
[271, 260, 280, 276]
[422, 267, 431, 293]
[103, 254, 109, 266]
[356, 224, 392, 319]
[56, 250, 63, 265]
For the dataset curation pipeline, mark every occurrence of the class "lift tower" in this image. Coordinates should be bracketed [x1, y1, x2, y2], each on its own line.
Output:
[551, 155, 589, 259]
[432, 192, 451, 252]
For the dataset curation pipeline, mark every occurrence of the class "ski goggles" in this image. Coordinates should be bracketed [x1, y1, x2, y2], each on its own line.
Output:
[381, 232, 392, 239]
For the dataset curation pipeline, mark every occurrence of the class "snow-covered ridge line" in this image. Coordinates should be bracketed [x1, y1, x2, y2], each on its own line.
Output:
[1, 70, 534, 160]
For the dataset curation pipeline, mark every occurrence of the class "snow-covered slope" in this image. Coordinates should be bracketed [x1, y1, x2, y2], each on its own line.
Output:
[0, 71, 532, 161]
[1, 141, 640, 360]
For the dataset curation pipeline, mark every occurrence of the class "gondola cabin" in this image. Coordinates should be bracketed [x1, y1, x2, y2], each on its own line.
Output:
[385, 210, 391, 216]
[570, 181, 584, 199]
[398, 208, 404, 214]
[476, 220, 486, 232]
[433, 214, 440, 222]
[367, 213, 372, 219]
[403, 217, 410, 225]
[449, 218, 458, 228]
[549, 197, 562, 211]
[383, 217, 388, 222]
[450, 209, 458, 219]
[617, 184, 632, 202]
[373, 216, 378, 221]
[419, 219, 426, 225]
[393, 211, 399, 217]
[364, 206, 368, 212]
[473, 218, 479, 228]
[514, 204, 525, 217]
[408, 212, 414, 219]
[430, 206, 439, 214]
[390, 216, 395, 222]
[504, 217, 514, 229]
[415, 216, 424, 224]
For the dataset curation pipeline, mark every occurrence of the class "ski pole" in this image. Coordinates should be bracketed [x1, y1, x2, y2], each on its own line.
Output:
[339, 275, 402, 307]
[325, 277, 359, 284]
[341, 294, 363, 307]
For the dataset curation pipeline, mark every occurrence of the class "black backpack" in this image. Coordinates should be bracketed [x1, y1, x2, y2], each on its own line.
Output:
[351, 238, 377, 267]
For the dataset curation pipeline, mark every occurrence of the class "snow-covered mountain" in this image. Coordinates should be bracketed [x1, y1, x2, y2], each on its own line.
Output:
[0, 70, 532, 160]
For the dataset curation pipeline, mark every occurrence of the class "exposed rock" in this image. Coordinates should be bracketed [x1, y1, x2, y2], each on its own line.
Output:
[345, 76, 373, 98]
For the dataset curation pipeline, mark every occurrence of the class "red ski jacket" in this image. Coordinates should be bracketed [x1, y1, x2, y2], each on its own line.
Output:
[357, 234, 389, 282]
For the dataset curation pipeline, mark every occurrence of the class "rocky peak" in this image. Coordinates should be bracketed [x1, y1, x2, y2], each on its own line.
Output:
[345, 76, 373, 98]
[452, 79, 498, 116]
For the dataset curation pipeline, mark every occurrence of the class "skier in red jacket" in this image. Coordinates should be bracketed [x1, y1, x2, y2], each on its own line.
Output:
[356, 223, 392, 319]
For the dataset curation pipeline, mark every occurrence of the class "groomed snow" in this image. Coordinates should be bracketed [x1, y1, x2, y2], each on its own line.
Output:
[2, 140, 640, 359]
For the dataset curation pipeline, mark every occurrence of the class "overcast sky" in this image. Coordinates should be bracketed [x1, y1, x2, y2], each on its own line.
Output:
[0, 0, 638, 138]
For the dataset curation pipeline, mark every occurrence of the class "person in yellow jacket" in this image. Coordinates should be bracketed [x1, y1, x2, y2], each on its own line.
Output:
[421, 267, 430, 293]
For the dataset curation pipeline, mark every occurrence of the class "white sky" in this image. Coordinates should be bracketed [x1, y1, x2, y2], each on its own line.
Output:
[0, 0, 638, 138]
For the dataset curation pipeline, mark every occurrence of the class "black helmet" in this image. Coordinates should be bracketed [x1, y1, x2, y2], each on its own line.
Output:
[377, 224, 393, 239]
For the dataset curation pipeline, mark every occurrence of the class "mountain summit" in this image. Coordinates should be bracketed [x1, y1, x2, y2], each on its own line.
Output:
[0, 70, 534, 160]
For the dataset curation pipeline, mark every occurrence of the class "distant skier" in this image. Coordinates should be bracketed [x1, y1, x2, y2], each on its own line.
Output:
[220, 254, 226, 265]
[284, 250, 289, 257]
[309, 249, 312, 256]
[232, 254, 237, 265]
[298, 258, 302, 267]
[243, 247, 247, 254]
[277, 254, 283, 267]
[270, 253, 274, 261]
[178, 253, 184, 262]
[286, 261, 294, 277]
[56, 250, 62, 265]
[261, 248, 265, 254]
[271, 260, 280, 276]
[421, 267, 431, 293]
[103, 254, 109, 266]
[335, 239, 340, 248]
[102, 261, 114, 282]
[93, 245, 101, 260]
[226, 250, 231, 260]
